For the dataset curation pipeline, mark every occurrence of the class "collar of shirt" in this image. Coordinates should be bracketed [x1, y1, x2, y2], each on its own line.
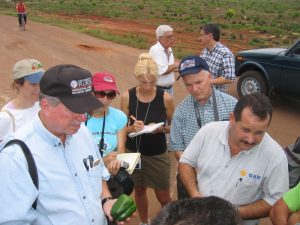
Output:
[32, 114, 71, 148]
[157, 41, 172, 54]
[205, 42, 221, 53]
[191, 92, 214, 107]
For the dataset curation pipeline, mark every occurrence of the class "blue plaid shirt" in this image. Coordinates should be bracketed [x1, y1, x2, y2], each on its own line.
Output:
[170, 89, 237, 151]
[200, 42, 235, 92]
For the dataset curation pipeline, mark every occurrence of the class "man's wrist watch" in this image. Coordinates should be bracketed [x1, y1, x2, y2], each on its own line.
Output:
[101, 196, 113, 206]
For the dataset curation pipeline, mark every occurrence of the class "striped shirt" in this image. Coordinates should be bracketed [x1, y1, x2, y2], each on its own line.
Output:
[200, 42, 235, 92]
[170, 89, 237, 151]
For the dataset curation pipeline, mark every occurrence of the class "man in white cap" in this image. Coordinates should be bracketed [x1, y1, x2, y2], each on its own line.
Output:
[0, 64, 133, 225]
[149, 24, 178, 95]
[0, 59, 45, 141]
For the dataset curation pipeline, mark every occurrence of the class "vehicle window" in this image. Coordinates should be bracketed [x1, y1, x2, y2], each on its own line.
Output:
[293, 47, 300, 56]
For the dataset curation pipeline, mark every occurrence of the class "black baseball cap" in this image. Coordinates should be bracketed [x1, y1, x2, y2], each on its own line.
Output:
[178, 55, 209, 76]
[40, 64, 103, 114]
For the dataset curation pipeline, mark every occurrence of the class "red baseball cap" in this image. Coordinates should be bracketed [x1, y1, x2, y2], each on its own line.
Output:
[92, 72, 119, 94]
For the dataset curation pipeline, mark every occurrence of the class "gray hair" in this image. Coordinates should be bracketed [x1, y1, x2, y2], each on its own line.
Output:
[39, 93, 61, 106]
[156, 25, 173, 39]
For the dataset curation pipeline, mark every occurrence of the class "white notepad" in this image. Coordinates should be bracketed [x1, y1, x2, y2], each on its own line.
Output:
[116, 152, 141, 174]
[128, 122, 164, 138]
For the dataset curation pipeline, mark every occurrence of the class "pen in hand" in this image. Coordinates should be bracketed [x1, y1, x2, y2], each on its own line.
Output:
[130, 115, 144, 132]
[130, 115, 137, 121]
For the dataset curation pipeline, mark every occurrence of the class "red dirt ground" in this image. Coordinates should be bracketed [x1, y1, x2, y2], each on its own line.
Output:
[38, 12, 273, 54]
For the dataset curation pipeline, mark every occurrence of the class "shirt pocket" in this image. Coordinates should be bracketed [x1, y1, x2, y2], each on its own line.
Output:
[234, 180, 261, 205]
[87, 165, 103, 199]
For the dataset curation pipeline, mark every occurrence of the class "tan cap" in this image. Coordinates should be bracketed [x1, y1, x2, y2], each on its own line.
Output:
[12, 59, 45, 81]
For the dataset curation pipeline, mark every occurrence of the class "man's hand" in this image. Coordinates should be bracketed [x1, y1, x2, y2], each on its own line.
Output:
[103, 198, 117, 222]
[103, 196, 136, 225]
[178, 162, 202, 198]
[174, 151, 183, 161]
[107, 158, 121, 175]
[103, 152, 117, 168]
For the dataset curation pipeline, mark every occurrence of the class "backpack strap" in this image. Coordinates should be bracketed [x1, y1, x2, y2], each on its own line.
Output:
[285, 145, 300, 165]
[3, 139, 39, 209]
[1, 109, 16, 132]
[293, 137, 300, 153]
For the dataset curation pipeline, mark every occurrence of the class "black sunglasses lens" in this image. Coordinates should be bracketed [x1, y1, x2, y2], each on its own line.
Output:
[94, 91, 116, 99]
[106, 92, 116, 99]
[94, 91, 105, 98]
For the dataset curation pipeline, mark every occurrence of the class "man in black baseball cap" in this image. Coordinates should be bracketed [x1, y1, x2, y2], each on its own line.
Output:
[0, 64, 135, 225]
[170, 55, 237, 199]
[40, 64, 103, 114]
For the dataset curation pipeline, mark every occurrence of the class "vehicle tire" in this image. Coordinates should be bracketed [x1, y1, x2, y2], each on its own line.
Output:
[237, 70, 268, 97]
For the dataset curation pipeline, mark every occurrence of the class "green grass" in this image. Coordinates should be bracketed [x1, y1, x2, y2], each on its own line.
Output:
[1, 0, 300, 55]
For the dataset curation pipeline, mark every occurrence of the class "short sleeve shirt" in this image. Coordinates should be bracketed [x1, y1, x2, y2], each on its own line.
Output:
[180, 121, 289, 225]
[200, 42, 235, 92]
[0, 101, 40, 141]
[86, 107, 127, 156]
[170, 89, 237, 151]
[283, 182, 300, 212]
[149, 42, 175, 87]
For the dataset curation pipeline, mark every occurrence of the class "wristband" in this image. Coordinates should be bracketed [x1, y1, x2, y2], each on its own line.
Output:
[101, 197, 113, 207]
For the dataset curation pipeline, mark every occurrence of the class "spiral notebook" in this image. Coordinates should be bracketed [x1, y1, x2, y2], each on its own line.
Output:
[117, 153, 141, 174]
[128, 122, 164, 138]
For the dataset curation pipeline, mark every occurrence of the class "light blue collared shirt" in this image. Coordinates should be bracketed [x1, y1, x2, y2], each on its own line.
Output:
[0, 115, 110, 225]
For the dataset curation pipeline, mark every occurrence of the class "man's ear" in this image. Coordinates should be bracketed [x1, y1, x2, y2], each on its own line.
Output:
[208, 32, 214, 40]
[39, 98, 51, 114]
[229, 112, 235, 125]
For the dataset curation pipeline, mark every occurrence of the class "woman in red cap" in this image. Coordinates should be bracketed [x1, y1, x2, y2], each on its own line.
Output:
[86, 72, 128, 202]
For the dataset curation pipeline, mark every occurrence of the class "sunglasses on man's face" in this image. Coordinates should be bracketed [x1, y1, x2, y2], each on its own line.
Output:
[93, 91, 116, 99]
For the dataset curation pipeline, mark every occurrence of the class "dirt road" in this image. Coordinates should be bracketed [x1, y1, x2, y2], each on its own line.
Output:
[1, 14, 300, 224]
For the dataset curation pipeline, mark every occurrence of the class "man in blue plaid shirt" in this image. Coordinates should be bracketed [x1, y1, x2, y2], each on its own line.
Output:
[170, 55, 237, 199]
[199, 23, 235, 92]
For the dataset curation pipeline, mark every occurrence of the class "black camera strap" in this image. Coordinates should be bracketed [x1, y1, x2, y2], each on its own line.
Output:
[193, 88, 219, 128]
[99, 112, 106, 157]
[85, 113, 106, 157]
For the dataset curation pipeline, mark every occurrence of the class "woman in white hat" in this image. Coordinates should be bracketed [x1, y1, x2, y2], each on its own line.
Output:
[0, 59, 44, 142]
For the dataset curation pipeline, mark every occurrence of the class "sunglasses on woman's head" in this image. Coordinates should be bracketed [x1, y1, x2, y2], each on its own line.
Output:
[93, 91, 116, 99]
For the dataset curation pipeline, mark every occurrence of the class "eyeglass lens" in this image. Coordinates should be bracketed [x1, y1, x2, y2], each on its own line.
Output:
[94, 91, 116, 99]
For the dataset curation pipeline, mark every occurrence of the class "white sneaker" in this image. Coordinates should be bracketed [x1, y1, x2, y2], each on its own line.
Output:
[140, 222, 149, 225]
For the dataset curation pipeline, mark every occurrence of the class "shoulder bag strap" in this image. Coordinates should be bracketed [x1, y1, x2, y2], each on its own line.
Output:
[3, 139, 39, 209]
